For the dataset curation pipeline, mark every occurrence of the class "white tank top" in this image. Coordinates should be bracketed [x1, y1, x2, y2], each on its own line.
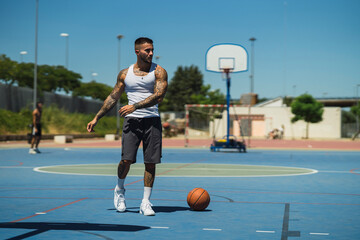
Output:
[124, 63, 159, 118]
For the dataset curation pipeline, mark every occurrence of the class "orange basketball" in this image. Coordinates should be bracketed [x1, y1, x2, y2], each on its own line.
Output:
[187, 188, 210, 211]
[162, 122, 170, 128]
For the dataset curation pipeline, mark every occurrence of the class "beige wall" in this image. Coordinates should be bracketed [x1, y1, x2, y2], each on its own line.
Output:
[209, 106, 341, 139]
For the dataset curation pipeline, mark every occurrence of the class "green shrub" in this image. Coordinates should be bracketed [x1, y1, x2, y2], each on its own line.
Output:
[0, 106, 122, 135]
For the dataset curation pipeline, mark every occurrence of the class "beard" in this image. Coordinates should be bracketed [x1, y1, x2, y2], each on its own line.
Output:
[140, 54, 152, 64]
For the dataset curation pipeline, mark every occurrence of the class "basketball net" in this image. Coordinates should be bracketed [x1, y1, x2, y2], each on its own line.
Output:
[221, 68, 232, 80]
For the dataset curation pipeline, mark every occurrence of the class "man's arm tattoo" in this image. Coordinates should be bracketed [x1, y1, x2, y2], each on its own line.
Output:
[95, 69, 126, 120]
[133, 67, 168, 110]
[95, 94, 117, 120]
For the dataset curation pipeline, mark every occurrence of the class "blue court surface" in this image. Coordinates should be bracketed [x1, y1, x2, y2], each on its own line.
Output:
[0, 147, 359, 239]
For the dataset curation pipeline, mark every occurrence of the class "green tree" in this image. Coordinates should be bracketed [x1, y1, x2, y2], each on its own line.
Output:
[73, 80, 128, 103]
[164, 65, 225, 111]
[350, 102, 360, 140]
[1, 55, 82, 93]
[166, 65, 204, 111]
[342, 110, 356, 124]
[158, 97, 170, 112]
[291, 94, 324, 139]
[14, 62, 35, 87]
[189, 85, 225, 105]
[38, 65, 82, 93]
[0, 54, 17, 85]
[283, 96, 294, 107]
[73, 81, 112, 101]
[188, 85, 226, 130]
[351, 102, 360, 119]
[38, 65, 58, 92]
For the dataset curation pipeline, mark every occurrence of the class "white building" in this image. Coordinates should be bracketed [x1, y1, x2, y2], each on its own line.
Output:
[209, 98, 341, 139]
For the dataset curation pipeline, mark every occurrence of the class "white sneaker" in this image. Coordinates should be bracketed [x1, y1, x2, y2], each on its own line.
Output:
[114, 187, 126, 212]
[140, 201, 155, 216]
[29, 149, 37, 154]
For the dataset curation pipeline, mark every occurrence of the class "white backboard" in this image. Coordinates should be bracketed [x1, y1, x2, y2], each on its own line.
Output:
[206, 43, 248, 73]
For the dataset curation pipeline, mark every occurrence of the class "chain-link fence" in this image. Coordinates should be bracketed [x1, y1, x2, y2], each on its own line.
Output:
[0, 84, 116, 116]
[342, 123, 359, 138]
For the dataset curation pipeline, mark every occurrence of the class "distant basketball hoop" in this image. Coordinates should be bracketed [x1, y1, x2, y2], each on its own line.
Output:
[221, 68, 231, 80]
[222, 68, 231, 74]
[204, 43, 249, 152]
[205, 43, 248, 73]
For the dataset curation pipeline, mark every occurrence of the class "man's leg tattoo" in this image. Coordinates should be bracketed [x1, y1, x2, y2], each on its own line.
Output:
[118, 160, 131, 179]
[144, 163, 156, 187]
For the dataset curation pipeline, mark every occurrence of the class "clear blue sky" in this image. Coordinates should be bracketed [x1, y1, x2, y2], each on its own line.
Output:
[1, 0, 359, 99]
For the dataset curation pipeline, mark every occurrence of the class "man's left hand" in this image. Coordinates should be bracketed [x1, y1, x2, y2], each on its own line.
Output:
[119, 105, 136, 117]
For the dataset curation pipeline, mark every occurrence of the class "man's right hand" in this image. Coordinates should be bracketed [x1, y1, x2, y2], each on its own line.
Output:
[87, 118, 98, 132]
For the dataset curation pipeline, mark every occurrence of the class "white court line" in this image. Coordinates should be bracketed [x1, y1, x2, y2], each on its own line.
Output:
[18, 165, 348, 174]
[310, 232, 330, 235]
[256, 230, 275, 233]
[35, 212, 46, 215]
[34, 167, 318, 178]
[0, 166, 34, 168]
[319, 170, 350, 173]
[203, 228, 222, 231]
[150, 226, 169, 229]
[39, 166, 314, 172]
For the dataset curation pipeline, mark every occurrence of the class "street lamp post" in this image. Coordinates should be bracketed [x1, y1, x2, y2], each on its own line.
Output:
[20, 51, 28, 62]
[33, 0, 39, 110]
[356, 84, 360, 135]
[249, 37, 256, 93]
[60, 33, 69, 68]
[247, 37, 256, 147]
[116, 35, 124, 136]
[117, 35, 123, 72]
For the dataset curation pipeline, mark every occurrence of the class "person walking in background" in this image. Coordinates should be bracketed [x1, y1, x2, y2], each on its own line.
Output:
[279, 124, 285, 139]
[29, 102, 43, 154]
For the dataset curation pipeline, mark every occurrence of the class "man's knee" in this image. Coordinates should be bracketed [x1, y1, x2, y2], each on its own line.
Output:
[118, 160, 131, 170]
[120, 160, 132, 165]
[118, 160, 131, 179]
[145, 163, 156, 173]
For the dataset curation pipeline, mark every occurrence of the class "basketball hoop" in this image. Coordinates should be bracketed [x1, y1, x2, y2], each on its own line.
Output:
[222, 68, 231, 74]
[205, 43, 248, 150]
[205, 43, 248, 73]
[221, 68, 232, 80]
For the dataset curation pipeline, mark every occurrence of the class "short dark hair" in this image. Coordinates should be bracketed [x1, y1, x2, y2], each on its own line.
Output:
[135, 37, 153, 49]
[36, 101, 42, 108]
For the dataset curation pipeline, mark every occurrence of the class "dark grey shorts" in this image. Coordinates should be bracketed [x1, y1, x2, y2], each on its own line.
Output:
[32, 123, 42, 136]
[121, 117, 162, 164]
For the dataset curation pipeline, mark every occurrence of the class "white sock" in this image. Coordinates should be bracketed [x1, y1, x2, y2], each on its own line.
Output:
[116, 178, 125, 191]
[143, 187, 152, 202]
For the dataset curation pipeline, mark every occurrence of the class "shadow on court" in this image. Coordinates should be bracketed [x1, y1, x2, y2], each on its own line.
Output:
[0, 222, 150, 239]
[108, 206, 192, 213]
[153, 206, 212, 213]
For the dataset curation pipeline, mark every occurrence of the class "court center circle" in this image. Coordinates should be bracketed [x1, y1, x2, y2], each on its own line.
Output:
[34, 163, 317, 177]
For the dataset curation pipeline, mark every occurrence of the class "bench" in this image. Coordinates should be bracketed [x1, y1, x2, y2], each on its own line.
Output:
[54, 135, 73, 144]
[105, 134, 119, 141]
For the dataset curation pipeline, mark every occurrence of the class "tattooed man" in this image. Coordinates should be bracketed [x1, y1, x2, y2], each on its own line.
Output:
[87, 37, 168, 216]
